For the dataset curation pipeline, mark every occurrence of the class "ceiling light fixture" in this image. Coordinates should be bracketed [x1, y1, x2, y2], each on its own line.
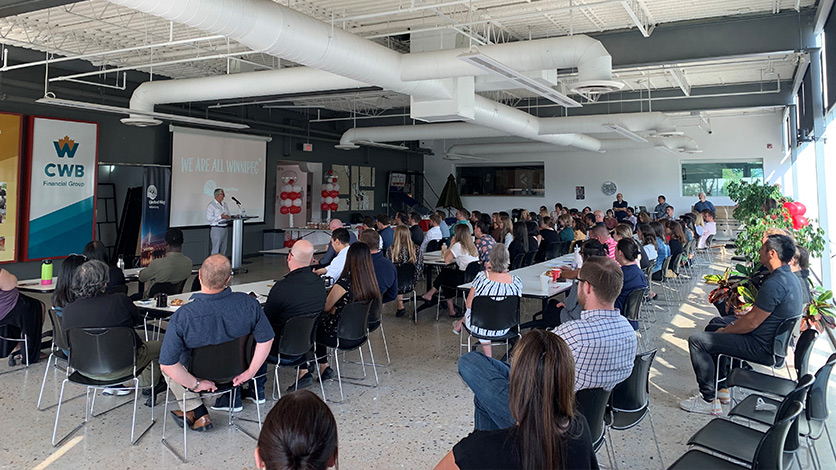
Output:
[602, 124, 648, 143]
[458, 51, 583, 108]
[656, 146, 682, 155]
[35, 97, 249, 130]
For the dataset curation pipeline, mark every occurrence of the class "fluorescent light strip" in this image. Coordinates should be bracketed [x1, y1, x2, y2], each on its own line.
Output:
[655, 146, 682, 155]
[603, 123, 648, 143]
[35, 97, 249, 130]
[459, 52, 582, 108]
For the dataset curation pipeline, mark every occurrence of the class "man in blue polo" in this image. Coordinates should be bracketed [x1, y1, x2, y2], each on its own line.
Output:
[359, 229, 398, 304]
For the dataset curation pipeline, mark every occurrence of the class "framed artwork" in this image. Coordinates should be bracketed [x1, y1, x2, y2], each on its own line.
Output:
[0, 113, 22, 263]
[575, 186, 585, 200]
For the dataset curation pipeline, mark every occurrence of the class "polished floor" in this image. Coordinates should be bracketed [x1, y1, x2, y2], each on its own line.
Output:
[1, 252, 834, 469]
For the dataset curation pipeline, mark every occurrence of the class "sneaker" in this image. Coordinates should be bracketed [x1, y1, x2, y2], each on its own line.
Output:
[211, 392, 243, 412]
[102, 386, 131, 397]
[717, 388, 731, 405]
[452, 320, 461, 336]
[320, 366, 336, 381]
[286, 372, 313, 392]
[242, 386, 266, 405]
[396, 308, 406, 318]
[680, 394, 723, 415]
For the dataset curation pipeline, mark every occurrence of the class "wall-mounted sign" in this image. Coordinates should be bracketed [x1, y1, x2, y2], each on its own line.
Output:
[0, 113, 22, 263]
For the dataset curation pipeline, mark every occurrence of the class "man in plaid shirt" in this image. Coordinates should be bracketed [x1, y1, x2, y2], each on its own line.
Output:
[457, 256, 637, 431]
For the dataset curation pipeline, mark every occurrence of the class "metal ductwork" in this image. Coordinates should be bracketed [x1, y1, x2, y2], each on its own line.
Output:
[445, 135, 700, 156]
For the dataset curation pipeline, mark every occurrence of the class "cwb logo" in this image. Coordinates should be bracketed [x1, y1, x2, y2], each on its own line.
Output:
[45, 135, 84, 178]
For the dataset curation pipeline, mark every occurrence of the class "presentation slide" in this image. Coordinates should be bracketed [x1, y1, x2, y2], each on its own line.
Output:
[170, 126, 269, 227]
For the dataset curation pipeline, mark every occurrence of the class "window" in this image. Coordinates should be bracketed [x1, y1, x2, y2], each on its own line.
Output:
[457, 165, 545, 196]
[681, 160, 764, 197]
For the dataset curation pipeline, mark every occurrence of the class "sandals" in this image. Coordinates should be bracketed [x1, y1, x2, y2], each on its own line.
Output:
[8, 351, 22, 367]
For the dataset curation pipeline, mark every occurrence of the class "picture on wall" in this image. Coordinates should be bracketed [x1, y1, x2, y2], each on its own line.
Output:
[575, 186, 585, 200]
[23, 116, 98, 261]
[350, 165, 375, 211]
[0, 113, 21, 262]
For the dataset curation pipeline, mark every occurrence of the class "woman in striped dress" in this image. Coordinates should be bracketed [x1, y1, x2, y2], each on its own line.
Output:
[453, 243, 522, 357]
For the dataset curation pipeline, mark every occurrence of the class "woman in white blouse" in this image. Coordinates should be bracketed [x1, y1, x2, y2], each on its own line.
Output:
[421, 224, 480, 317]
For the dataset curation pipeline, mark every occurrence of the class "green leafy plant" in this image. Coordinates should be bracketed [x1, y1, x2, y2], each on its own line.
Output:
[737, 285, 757, 312]
[804, 282, 836, 331]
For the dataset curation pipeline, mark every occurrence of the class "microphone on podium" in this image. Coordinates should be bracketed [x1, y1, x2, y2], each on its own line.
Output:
[231, 196, 242, 205]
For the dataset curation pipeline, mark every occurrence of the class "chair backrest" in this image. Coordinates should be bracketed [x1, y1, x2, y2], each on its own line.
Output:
[396, 262, 416, 294]
[278, 315, 319, 358]
[189, 335, 250, 384]
[511, 253, 524, 270]
[622, 289, 645, 322]
[773, 317, 801, 363]
[522, 251, 537, 267]
[576, 388, 612, 447]
[642, 263, 654, 281]
[48, 307, 69, 352]
[336, 300, 372, 345]
[544, 242, 562, 260]
[463, 261, 482, 283]
[426, 240, 442, 252]
[106, 284, 129, 295]
[806, 353, 836, 424]
[190, 274, 201, 292]
[148, 279, 188, 297]
[611, 349, 657, 414]
[752, 401, 803, 470]
[774, 373, 814, 452]
[659, 256, 672, 280]
[793, 328, 819, 377]
[704, 234, 715, 248]
[67, 327, 137, 377]
[558, 240, 572, 256]
[469, 296, 520, 332]
[367, 298, 383, 330]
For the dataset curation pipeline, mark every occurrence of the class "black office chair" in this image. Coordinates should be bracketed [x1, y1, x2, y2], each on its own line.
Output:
[426, 240, 442, 252]
[162, 334, 261, 462]
[800, 353, 836, 469]
[148, 279, 188, 297]
[106, 284, 129, 295]
[511, 253, 525, 270]
[366, 299, 390, 365]
[38, 308, 86, 411]
[522, 250, 537, 267]
[328, 300, 377, 402]
[576, 388, 615, 468]
[606, 349, 664, 468]
[189, 274, 201, 292]
[395, 263, 419, 322]
[52, 327, 155, 447]
[667, 401, 803, 469]
[544, 242, 562, 260]
[270, 315, 324, 400]
[622, 288, 647, 351]
[460, 296, 521, 357]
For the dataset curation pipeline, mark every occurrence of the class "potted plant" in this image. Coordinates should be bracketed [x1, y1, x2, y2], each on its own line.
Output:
[802, 282, 836, 333]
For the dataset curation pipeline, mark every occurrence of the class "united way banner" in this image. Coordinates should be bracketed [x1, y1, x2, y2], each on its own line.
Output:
[23, 117, 98, 261]
[0, 113, 22, 263]
[140, 166, 170, 267]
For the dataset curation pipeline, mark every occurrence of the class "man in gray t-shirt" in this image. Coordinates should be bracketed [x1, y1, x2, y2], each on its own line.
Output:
[681, 235, 801, 414]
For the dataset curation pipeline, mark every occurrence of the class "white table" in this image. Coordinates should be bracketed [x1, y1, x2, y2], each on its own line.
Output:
[260, 244, 328, 256]
[134, 279, 276, 315]
[16, 278, 58, 293]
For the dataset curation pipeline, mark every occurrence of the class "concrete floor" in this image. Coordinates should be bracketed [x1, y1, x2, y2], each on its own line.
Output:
[1, 252, 834, 469]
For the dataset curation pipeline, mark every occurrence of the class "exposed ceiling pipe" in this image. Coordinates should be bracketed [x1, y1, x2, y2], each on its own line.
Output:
[337, 123, 511, 150]
[109, 0, 623, 152]
[446, 135, 699, 155]
[537, 112, 676, 134]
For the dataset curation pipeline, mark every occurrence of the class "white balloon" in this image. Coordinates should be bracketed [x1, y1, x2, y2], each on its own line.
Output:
[285, 199, 293, 207]
[325, 197, 333, 204]
[333, 183, 340, 192]
[283, 184, 292, 193]
[292, 199, 302, 207]
[293, 185, 301, 193]
[332, 196, 339, 203]
[325, 183, 334, 191]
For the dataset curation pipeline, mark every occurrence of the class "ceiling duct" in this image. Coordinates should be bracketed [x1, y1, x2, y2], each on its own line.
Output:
[445, 135, 699, 155]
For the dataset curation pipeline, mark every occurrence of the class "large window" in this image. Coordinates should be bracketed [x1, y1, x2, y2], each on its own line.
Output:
[457, 165, 545, 196]
[681, 160, 764, 197]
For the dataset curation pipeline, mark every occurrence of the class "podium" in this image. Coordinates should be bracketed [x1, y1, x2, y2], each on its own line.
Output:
[230, 215, 257, 272]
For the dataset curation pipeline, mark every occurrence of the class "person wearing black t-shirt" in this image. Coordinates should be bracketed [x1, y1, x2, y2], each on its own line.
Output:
[435, 330, 598, 470]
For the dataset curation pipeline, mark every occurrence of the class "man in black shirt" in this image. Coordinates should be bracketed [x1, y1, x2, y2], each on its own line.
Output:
[263, 240, 326, 390]
[408, 212, 425, 246]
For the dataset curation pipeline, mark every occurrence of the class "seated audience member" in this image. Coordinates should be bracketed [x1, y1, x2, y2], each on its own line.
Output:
[256, 390, 338, 470]
[624, 207, 638, 230]
[557, 214, 575, 242]
[698, 211, 717, 249]
[572, 218, 588, 249]
[663, 205, 675, 220]
[62, 260, 162, 402]
[637, 224, 658, 271]
[396, 212, 409, 227]
[452, 244, 522, 357]
[376, 215, 395, 252]
[470, 210, 482, 227]
[317, 219, 357, 267]
[604, 209, 618, 230]
[499, 215, 514, 247]
[387, 225, 421, 318]
[790, 246, 813, 305]
[408, 212, 425, 247]
[638, 210, 652, 226]
[451, 208, 473, 238]
[521, 240, 605, 330]
[693, 192, 715, 214]
[584, 213, 597, 230]
[315, 243, 381, 381]
[360, 229, 398, 304]
[436, 330, 596, 470]
[263, 240, 326, 391]
[682, 235, 802, 414]
[538, 206, 550, 221]
[535, 217, 560, 262]
[525, 220, 541, 247]
[159, 254, 274, 429]
[490, 213, 502, 241]
[51, 255, 87, 314]
[473, 219, 496, 267]
[458, 256, 637, 430]
[519, 209, 531, 221]
[421, 224, 480, 317]
[588, 225, 617, 260]
[664, 220, 686, 275]
[421, 213, 444, 254]
[692, 211, 705, 238]
[0, 269, 46, 365]
[83, 240, 126, 292]
[550, 203, 563, 221]
[582, 206, 592, 215]
[136, 228, 193, 298]
[436, 211, 451, 240]
[613, 193, 629, 221]
[508, 222, 534, 265]
[653, 195, 671, 220]
[614, 239, 648, 326]
[593, 210, 605, 227]
[315, 228, 351, 282]
[649, 221, 670, 277]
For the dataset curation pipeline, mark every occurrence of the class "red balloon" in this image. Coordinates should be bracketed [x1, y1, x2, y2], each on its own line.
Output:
[330, 190, 339, 198]
[792, 215, 808, 229]
[327, 170, 333, 175]
[286, 192, 295, 200]
[783, 201, 798, 217]
[321, 203, 330, 211]
[794, 202, 806, 217]
[279, 206, 289, 215]
[321, 190, 329, 198]
[288, 179, 294, 185]
[290, 206, 302, 214]
[280, 192, 289, 200]
[330, 203, 338, 211]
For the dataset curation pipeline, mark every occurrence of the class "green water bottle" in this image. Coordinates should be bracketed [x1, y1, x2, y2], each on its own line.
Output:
[41, 259, 53, 285]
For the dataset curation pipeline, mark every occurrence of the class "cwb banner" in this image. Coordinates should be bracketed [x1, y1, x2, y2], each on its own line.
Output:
[140, 166, 171, 267]
[23, 117, 98, 261]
